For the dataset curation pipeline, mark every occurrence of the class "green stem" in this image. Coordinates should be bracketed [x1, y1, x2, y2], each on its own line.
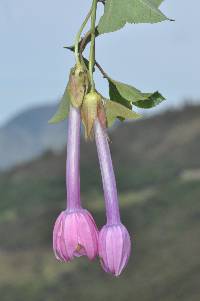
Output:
[74, 6, 93, 65]
[89, 0, 98, 91]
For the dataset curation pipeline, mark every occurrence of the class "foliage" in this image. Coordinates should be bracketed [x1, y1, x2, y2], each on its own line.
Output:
[50, 0, 171, 127]
[98, 0, 169, 34]
[108, 78, 165, 110]
[105, 100, 141, 126]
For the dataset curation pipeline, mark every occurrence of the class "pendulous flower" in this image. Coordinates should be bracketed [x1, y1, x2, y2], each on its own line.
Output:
[53, 208, 99, 261]
[94, 117, 131, 276]
[53, 105, 98, 262]
[98, 224, 131, 276]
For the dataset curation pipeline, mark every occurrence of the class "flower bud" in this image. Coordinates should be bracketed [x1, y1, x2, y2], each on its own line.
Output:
[81, 91, 103, 139]
[68, 64, 89, 108]
[53, 209, 99, 261]
[98, 223, 131, 276]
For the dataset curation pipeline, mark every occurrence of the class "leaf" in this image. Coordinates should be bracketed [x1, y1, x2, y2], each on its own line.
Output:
[108, 79, 165, 109]
[134, 91, 165, 108]
[98, 0, 169, 34]
[153, 0, 165, 6]
[109, 81, 132, 109]
[105, 100, 141, 127]
[48, 85, 70, 124]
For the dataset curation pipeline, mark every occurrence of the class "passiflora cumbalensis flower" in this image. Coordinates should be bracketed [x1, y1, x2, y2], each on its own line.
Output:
[53, 105, 99, 261]
[94, 118, 131, 276]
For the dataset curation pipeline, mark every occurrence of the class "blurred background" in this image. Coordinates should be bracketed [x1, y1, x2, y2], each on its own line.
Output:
[0, 0, 200, 300]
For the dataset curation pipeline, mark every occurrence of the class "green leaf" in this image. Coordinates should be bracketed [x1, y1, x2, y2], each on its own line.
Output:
[109, 81, 132, 109]
[98, 0, 169, 34]
[153, 0, 165, 6]
[48, 85, 70, 124]
[134, 91, 165, 108]
[105, 100, 141, 127]
[108, 78, 165, 109]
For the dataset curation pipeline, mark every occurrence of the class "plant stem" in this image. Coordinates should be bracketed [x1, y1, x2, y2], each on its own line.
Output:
[66, 43, 109, 80]
[65, 27, 99, 54]
[89, 0, 98, 92]
[74, 6, 93, 65]
[79, 27, 99, 59]
[95, 61, 109, 78]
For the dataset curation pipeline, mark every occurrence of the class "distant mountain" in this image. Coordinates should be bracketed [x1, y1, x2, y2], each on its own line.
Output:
[0, 104, 67, 170]
[111, 104, 200, 169]
[1, 103, 200, 172]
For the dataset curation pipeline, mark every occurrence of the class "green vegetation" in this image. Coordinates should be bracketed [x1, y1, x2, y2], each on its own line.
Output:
[0, 106, 200, 300]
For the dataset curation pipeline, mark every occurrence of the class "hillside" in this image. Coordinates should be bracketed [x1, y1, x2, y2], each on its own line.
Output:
[0, 105, 200, 301]
[0, 104, 66, 170]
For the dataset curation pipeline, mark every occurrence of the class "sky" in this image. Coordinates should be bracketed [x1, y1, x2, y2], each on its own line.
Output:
[0, 0, 200, 125]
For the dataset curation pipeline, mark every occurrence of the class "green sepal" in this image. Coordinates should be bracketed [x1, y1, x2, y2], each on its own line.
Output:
[81, 92, 102, 139]
[68, 65, 89, 108]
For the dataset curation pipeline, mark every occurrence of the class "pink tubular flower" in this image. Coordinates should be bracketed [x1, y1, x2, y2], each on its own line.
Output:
[53, 209, 98, 261]
[94, 118, 131, 276]
[98, 224, 131, 276]
[53, 105, 98, 262]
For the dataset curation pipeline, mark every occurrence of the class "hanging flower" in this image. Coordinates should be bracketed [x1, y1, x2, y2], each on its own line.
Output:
[53, 105, 99, 262]
[94, 118, 131, 276]
[50, 0, 168, 276]
[98, 224, 131, 276]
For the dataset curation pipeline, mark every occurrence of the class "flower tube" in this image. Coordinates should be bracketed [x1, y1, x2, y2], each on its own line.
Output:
[53, 105, 98, 262]
[94, 118, 131, 276]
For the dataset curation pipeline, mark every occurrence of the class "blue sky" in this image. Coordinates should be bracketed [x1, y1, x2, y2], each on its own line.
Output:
[0, 0, 200, 125]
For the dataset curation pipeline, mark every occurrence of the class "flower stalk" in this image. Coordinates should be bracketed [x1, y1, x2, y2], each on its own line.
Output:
[74, 6, 93, 65]
[89, 0, 98, 92]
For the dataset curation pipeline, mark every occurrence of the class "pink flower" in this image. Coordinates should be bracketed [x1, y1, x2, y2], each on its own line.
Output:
[53, 209, 98, 261]
[53, 106, 98, 262]
[98, 224, 131, 276]
[94, 118, 131, 276]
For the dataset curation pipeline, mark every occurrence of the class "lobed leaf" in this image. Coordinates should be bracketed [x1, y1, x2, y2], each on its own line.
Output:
[109, 81, 132, 109]
[134, 91, 165, 108]
[108, 78, 165, 109]
[98, 0, 169, 34]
